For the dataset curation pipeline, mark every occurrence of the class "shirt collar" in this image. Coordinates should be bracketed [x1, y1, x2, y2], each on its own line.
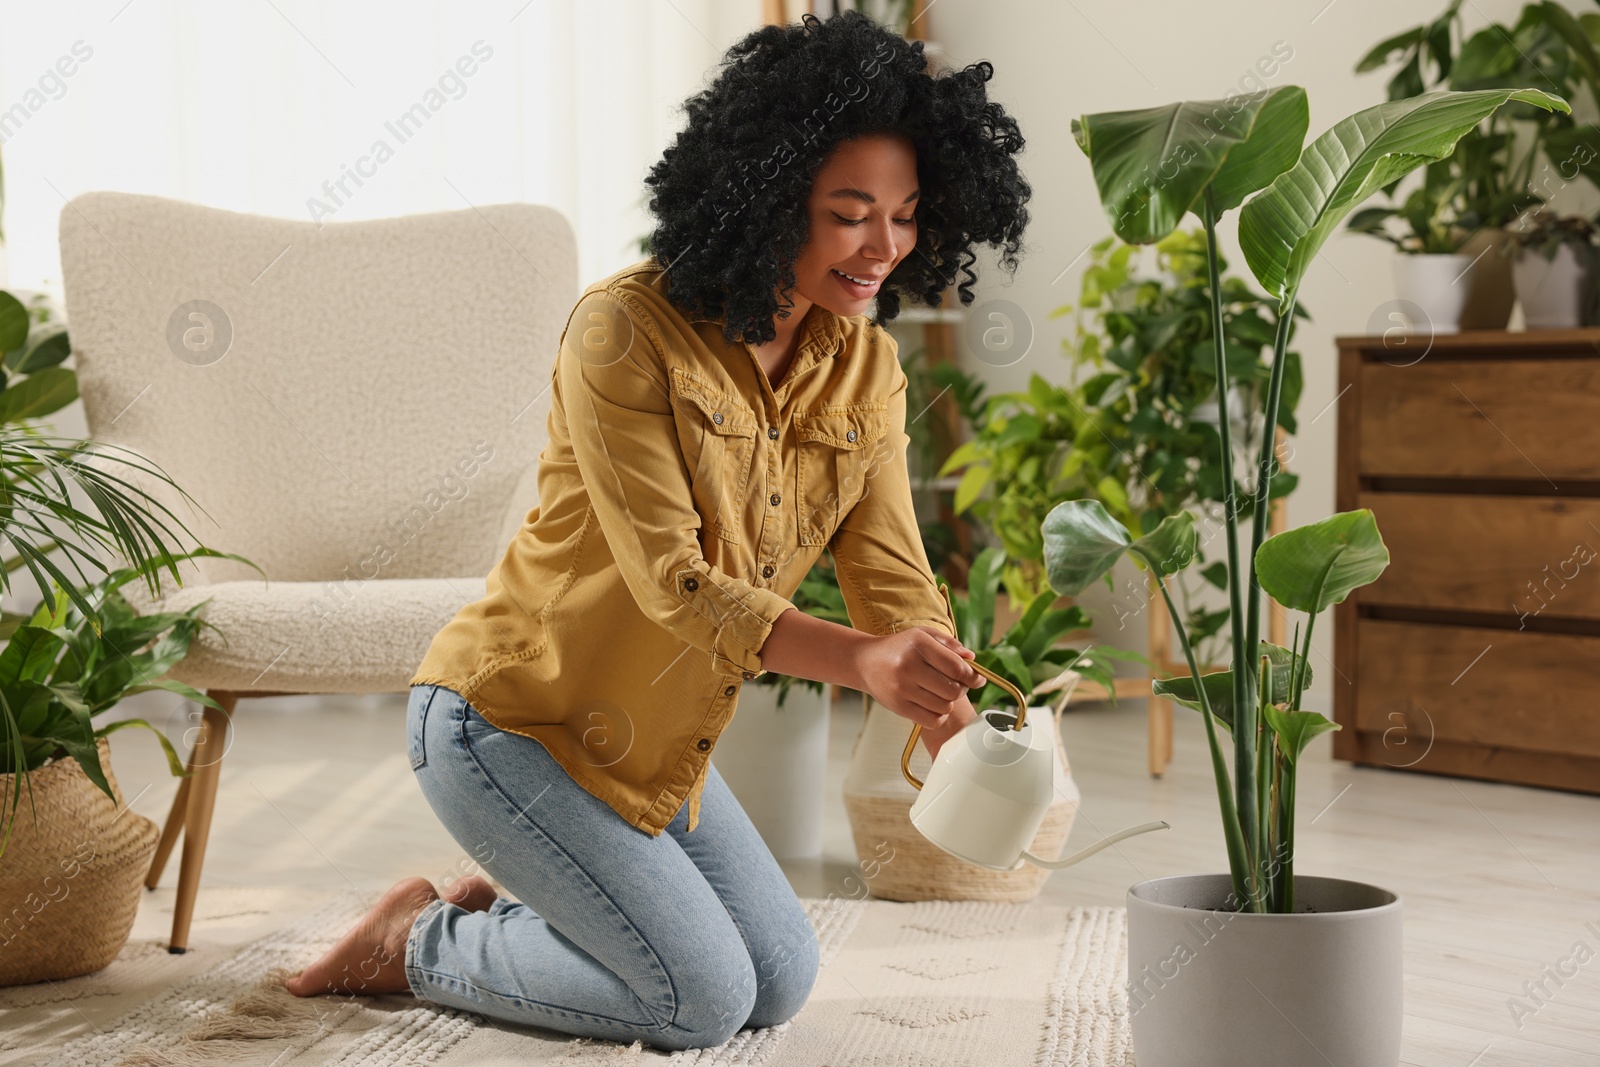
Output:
[688, 300, 846, 361]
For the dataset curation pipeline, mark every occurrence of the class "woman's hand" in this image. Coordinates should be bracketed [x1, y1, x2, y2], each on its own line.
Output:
[918, 689, 978, 761]
[854, 626, 983, 740]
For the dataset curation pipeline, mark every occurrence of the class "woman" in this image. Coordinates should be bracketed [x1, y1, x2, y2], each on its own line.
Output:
[286, 9, 1031, 1051]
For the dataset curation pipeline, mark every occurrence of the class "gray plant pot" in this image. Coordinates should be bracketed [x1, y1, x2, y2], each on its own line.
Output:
[1126, 874, 1403, 1067]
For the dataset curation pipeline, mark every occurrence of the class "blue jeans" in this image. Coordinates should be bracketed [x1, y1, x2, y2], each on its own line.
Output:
[402, 683, 820, 1051]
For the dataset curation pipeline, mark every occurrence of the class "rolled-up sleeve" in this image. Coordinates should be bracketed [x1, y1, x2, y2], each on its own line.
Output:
[829, 362, 958, 641]
[557, 288, 795, 676]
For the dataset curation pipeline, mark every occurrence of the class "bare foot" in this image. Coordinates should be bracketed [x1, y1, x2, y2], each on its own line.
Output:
[441, 874, 498, 912]
[285, 876, 438, 998]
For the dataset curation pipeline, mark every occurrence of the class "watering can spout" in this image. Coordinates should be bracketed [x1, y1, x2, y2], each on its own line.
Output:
[1020, 820, 1170, 869]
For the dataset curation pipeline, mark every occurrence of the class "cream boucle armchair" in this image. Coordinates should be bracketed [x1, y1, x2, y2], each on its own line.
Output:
[59, 191, 576, 951]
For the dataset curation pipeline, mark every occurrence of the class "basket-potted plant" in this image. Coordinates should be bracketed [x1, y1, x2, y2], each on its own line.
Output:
[1506, 207, 1597, 328]
[1062, 82, 1566, 1066]
[0, 292, 254, 985]
[842, 545, 1122, 903]
[711, 554, 848, 860]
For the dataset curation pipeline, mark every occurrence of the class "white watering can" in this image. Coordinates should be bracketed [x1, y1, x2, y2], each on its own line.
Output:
[898, 585, 1169, 872]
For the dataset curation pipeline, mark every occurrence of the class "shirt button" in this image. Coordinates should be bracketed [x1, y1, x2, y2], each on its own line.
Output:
[712, 411, 724, 425]
[683, 577, 699, 591]
[767, 426, 779, 439]
[742, 670, 757, 680]
[769, 492, 781, 506]
[724, 684, 736, 696]
[697, 738, 712, 751]
[762, 564, 775, 578]
[846, 428, 858, 442]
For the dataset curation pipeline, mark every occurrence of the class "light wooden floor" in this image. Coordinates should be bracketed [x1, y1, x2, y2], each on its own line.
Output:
[103, 690, 1600, 1066]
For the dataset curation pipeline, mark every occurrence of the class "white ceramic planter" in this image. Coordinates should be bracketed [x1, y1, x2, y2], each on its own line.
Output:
[1393, 252, 1473, 333]
[1126, 873, 1403, 1067]
[710, 680, 829, 860]
[1512, 243, 1590, 329]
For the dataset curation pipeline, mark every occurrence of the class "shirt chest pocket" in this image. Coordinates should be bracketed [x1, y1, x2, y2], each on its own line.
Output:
[795, 402, 891, 546]
[669, 367, 758, 545]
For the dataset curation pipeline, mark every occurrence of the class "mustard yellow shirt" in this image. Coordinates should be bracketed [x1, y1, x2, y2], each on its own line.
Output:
[409, 256, 957, 835]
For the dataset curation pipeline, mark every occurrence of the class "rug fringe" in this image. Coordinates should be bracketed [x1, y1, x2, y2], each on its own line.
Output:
[113, 965, 354, 1066]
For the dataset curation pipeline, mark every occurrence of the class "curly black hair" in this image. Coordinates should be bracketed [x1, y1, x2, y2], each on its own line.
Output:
[642, 9, 1032, 348]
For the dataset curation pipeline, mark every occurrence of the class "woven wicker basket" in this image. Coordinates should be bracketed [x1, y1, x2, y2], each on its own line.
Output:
[842, 693, 1081, 903]
[0, 735, 160, 986]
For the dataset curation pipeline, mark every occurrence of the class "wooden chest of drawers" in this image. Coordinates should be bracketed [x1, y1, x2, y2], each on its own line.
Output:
[1334, 329, 1600, 794]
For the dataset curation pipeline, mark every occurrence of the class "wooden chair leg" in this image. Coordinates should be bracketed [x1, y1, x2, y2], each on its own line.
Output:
[1148, 573, 1173, 778]
[144, 744, 197, 889]
[1149, 693, 1173, 778]
[168, 692, 237, 954]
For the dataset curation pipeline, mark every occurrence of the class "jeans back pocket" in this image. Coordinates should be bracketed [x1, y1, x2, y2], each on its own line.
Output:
[407, 684, 437, 770]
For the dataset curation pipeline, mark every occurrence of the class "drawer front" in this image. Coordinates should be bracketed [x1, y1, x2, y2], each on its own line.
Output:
[1355, 619, 1600, 758]
[1359, 359, 1600, 479]
[1355, 493, 1600, 619]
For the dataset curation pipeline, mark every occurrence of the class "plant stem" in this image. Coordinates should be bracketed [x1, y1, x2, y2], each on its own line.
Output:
[1277, 748, 1296, 913]
[1243, 305, 1296, 655]
[1294, 612, 1317, 712]
[1201, 189, 1257, 878]
[1241, 294, 1298, 872]
[1138, 547, 1251, 907]
[1256, 712, 1271, 901]
[1254, 652, 1273, 913]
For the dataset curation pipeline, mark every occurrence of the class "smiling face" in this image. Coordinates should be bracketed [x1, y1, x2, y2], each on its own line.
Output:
[789, 131, 920, 317]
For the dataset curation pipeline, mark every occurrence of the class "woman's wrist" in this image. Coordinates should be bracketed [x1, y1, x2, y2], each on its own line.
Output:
[756, 606, 876, 692]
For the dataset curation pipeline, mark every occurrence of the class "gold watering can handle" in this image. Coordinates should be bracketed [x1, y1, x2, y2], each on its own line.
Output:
[899, 582, 1029, 791]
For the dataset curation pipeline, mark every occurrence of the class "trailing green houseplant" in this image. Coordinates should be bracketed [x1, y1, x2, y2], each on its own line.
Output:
[1055, 83, 1567, 917]
[934, 371, 1092, 607]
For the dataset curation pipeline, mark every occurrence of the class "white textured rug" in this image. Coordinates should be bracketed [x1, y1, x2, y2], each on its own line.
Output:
[0, 886, 1133, 1066]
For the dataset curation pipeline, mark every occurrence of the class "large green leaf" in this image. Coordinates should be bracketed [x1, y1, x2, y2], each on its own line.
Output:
[0, 292, 28, 353]
[94, 717, 188, 778]
[1355, 26, 1426, 74]
[0, 366, 77, 423]
[0, 625, 62, 688]
[1072, 92, 1290, 244]
[1255, 509, 1390, 613]
[1539, 124, 1600, 194]
[1260, 702, 1341, 765]
[1210, 86, 1310, 213]
[1041, 499, 1195, 597]
[1151, 641, 1312, 732]
[1537, 1, 1600, 112]
[7, 328, 70, 374]
[963, 547, 1005, 651]
[1238, 88, 1570, 303]
[1015, 606, 1092, 663]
